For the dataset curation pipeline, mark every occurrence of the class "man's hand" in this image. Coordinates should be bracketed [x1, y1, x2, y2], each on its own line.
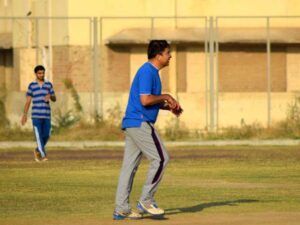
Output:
[44, 94, 51, 102]
[164, 95, 183, 117]
[165, 95, 178, 110]
[21, 114, 27, 126]
[171, 106, 183, 117]
[140, 94, 183, 117]
[22, 96, 31, 125]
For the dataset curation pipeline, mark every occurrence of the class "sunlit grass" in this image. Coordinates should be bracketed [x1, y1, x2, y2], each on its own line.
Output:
[0, 146, 299, 225]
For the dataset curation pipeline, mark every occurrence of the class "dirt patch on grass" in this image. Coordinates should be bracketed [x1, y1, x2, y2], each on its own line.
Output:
[1, 147, 300, 162]
[0, 150, 124, 161]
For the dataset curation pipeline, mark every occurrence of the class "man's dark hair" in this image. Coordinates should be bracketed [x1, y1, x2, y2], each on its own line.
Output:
[147, 40, 170, 59]
[34, 65, 45, 73]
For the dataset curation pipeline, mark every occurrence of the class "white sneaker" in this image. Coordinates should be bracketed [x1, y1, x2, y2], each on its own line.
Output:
[137, 201, 164, 216]
[113, 210, 142, 220]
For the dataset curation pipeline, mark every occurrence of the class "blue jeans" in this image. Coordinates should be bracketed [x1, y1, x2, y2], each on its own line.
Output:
[32, 118, 51, 158]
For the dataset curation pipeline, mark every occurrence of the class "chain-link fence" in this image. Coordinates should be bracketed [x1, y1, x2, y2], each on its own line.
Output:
[1, 16, 300, 133]
[214, 16, 300, 131]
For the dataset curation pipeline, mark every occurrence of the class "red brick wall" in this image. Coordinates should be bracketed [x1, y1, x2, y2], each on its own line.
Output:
[52, 46, 92, 92]
[219, 44, 286, 92]
[104, 46, 130, 92]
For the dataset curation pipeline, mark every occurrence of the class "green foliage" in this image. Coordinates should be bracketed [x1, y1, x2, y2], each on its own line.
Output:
[53, 104, 124, 140]
[63, 78, 83, 113]
[0, 85, 9, 128]
[201, 96, 300, 140]
[164, 117, 189, 140]
[280, 96, 300, 137]
[52, 102, 123, 139]
[52, 79, 83, 133]
[106, 103, 122, 127]
[94, 112, 104, 127]
[286, 96, 300, 125]
[3, 93, 300, 141]
[204, 120, 264, 140]
[52, 80, 123, 134]
[52, 110, 80, 134]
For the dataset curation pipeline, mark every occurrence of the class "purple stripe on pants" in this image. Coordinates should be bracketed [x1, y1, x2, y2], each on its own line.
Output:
[147, 122, 165, 184]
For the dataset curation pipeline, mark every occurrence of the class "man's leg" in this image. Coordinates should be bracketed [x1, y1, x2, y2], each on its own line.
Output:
[32, 119, 46, 158]
[127, 122, 169, 208]
[115, 131, 143, 214]
[42, 119, 51, 153]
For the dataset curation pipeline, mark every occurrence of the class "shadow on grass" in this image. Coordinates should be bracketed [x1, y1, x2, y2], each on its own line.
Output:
[142, 215, 169, 221]
[165, 199, 259, 215]
[141, 199, 258, 220]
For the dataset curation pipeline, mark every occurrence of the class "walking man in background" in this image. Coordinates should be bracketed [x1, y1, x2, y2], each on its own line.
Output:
[113, 40, 183, 220]
[21, 65, 56, 162]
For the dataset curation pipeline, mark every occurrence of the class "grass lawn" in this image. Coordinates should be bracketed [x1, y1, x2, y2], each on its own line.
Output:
[0, 146, 299, 225]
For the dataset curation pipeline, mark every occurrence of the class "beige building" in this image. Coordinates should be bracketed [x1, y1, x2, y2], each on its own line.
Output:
[1, 0, 300, 131]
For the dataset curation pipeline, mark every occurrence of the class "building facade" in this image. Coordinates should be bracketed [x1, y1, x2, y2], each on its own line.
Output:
[1, 0, 300, 130]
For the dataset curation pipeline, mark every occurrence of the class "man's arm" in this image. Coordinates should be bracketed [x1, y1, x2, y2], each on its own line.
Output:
[141, 94, 183, 117]
[50, 94, 56, 102]
[140, 94, 179, 109]
[44, 94, 56, 102]
[45, 84, 56, 102]
[49, 83, 56, 102]
[21, 96, 32, 125]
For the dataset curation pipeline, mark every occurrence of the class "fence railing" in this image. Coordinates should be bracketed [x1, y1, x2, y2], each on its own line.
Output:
[1, 16, 299, 131]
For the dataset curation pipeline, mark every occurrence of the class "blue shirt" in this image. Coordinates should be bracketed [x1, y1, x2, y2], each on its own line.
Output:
[122, 62, 162, 129]
[26, 81, 55, 119]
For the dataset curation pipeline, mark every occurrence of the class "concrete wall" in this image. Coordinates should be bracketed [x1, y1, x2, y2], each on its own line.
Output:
[2, 0, 300, 130]
[7, 41, 300, 130]
[0, 49, 13, 89]
[217, 92, 298, 127]
[3, 0, 300, 46]
[65, 0, 299, 17]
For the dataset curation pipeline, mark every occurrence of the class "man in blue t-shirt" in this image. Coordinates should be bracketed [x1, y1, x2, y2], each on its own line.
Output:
[21, 65, 56, 162]
[113, 40, 183, 220]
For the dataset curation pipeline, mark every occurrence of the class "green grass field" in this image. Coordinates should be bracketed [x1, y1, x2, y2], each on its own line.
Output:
[0, 146, 300, 225]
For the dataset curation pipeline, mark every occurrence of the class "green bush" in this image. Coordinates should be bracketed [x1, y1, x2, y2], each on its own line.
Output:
[63, 78, 83, 113]
[52, 109, 81, 134]
[51, 79, 83, 133]
[164, 117, 189, 140]
[106, 103, 122, 127]
[0, 85, 9, 128]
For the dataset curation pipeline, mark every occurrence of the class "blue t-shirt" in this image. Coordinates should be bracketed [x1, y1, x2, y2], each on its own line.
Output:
[122, 62, 162, 129]
[26, 81, 55, 119]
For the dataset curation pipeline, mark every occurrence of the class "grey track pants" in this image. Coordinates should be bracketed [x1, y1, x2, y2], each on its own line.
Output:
[115, 122, 169, 213]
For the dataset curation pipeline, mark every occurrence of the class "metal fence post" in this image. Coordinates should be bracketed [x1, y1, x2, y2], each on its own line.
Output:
[266, 17, 271, 127]
[35, 18, 39, 65]
[209, 16, 215, 132]
[93, 17, 99, 119]
[99, 17, 103, 118]
[205, 17, 209, 130]
[215, 17, 219, 130]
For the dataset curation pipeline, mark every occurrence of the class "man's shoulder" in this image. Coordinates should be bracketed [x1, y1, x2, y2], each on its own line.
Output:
[137, 62, 157, 76]
[44, 80, 53, 85]
[28, 81, 37, 88]
[44, 81, 54, 88]
[137, 62, 150, 71]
